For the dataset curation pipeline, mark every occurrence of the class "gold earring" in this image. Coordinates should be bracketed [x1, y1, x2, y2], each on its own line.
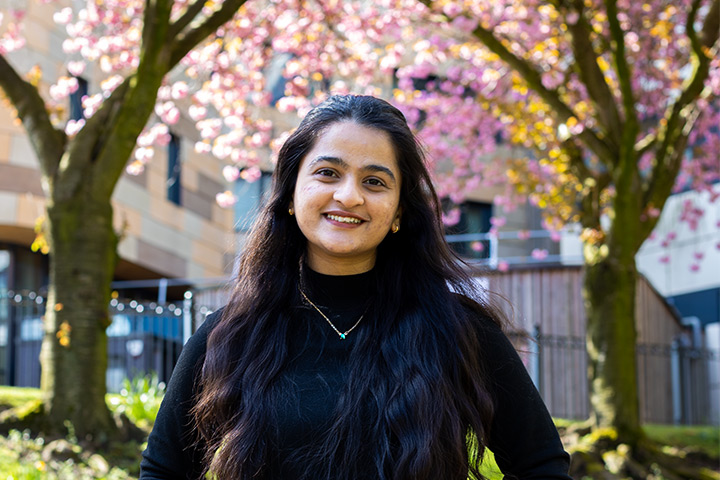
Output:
[392, 224, 399, 234]
[288, 207, 294, 216]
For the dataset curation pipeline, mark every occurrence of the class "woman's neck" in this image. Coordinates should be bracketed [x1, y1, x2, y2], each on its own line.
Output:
[305, 250, 375, 275]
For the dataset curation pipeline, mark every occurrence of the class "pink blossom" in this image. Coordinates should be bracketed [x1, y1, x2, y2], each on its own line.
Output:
[690, 264, 700, 272]
[64, 119, 85, 136]
[550, 231, 562, 242]
[240, 167, 262, 183]
[471, 241, 484, 252]
[126, 161, 145, 175]
[693, 252, 704, 261]
[531, 249, 549, 260]
[497, 261, 509, 272]
[67, 61, 85, 76]
[517, 230, 531, 240]
[189, 105, 207, 121]
[659, 255, 670, 264]
[441, 207, 461, 226]
[49, 76, 79, 101]
[82, 94, 103, 118]
[134, 146, 154, 162]
[216, 191, 237, 208]
[223, 165, 241, 182]
[490, 216, 506, 228]
[171, 82, 189, 100]
[195, 141, 211, 154]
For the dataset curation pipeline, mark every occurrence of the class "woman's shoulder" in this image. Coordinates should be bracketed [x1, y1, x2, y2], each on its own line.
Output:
[450, 293, 503, 332]
[181, 307, 225, 358]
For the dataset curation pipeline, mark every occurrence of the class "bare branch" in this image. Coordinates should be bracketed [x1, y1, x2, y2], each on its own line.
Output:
[0, 54, 65, 183]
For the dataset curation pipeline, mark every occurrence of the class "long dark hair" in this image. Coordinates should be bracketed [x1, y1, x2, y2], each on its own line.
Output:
[193, 95, 502, 479]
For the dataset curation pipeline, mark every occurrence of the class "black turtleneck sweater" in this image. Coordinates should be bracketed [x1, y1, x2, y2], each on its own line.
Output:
[140, 269, 571, 479]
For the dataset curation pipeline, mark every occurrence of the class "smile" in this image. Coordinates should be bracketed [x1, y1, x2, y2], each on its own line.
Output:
[326, 214, 363, 224]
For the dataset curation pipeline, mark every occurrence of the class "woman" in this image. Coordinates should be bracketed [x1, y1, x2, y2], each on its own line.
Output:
[140, 95, 571, 479]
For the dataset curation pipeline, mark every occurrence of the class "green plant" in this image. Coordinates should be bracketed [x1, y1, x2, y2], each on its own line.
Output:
[108, 373, 166, 430]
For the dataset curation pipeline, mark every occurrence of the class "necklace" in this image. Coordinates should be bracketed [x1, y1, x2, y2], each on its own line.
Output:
[299, 288, 365, 340]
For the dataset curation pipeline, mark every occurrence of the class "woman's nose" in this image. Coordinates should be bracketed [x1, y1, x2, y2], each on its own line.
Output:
[333, 179, 364, 207]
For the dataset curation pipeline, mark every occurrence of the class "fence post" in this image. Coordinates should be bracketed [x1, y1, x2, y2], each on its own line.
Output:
[528, 324, 541, 391]
[183, 290, 193, 345]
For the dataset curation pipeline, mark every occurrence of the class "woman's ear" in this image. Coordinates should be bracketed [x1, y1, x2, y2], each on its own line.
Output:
[391, 207, 402, 234]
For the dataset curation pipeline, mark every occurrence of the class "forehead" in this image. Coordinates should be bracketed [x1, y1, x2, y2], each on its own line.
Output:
[302, 121, 399, 170]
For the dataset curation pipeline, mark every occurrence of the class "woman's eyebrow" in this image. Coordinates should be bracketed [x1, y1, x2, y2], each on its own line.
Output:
[309, 156, 397, 183]
[364, 164, 397, 183]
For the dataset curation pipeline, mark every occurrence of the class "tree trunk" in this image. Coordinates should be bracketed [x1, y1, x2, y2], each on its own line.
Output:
[39, 188, 118, 440]
[583, 249, 643, 447]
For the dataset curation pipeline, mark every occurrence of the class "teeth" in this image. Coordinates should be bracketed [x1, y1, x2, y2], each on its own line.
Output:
[327, 214, 362, 224]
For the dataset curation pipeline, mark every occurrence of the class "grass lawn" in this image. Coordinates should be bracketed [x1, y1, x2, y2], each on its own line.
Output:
[644, 423, 720, 458]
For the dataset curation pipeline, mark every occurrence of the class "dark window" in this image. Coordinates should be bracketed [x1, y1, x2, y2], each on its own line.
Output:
[444, 201, 493, 259]
[69, 77, 88, 121]
[233, 171, 272, 232]
[167, 133, 182, 205]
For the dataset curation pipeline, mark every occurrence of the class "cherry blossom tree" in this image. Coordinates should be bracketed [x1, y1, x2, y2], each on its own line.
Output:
[0, 0, 254, 437]
[390, 0, 719, 473]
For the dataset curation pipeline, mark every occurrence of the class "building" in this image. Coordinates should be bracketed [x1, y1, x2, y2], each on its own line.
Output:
[0, 0, 236, 388]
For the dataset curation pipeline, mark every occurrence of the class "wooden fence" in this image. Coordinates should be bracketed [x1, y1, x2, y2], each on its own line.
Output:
[476, 265, 714, 424]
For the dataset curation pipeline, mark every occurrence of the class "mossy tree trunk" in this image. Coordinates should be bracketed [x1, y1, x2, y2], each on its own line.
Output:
[0, 0, 249, 437]
[583, 241, 642, 446]
[40, 195, 118, 438]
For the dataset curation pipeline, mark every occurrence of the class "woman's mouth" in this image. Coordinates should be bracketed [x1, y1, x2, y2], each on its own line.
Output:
[325, 214, 363, 224]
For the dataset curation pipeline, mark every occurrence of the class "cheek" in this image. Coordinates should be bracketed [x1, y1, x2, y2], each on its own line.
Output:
[294, 184, 327, 213]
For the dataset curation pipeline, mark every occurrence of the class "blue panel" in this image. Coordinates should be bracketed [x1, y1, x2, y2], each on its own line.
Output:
[668, 288, 720, 326]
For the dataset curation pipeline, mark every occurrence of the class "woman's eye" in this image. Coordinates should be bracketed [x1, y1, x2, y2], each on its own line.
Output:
[365, 178, 386, 187]
[316, 169, 337, 177]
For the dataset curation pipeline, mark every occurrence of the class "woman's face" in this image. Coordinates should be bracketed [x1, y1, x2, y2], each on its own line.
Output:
[292, 121, 402, 275]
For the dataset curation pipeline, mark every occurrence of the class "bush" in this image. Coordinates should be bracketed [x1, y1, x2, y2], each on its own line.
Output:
[107, 373, 166, 431]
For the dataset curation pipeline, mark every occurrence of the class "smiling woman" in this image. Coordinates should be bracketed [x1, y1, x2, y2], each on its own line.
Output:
[140, 95, 572, 480]
[292, 121, 402, 275]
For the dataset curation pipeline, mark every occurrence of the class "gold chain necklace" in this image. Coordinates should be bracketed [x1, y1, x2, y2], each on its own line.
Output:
[299, 288, 365, 340]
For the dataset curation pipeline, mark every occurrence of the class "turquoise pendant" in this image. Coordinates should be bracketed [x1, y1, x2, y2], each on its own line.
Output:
[340, 334, 346, 339]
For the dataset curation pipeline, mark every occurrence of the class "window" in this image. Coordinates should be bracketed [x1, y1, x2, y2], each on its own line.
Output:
[69, 77, 88, 121]
[444, 201, 493, 259]
[233, 171, 272, 232]
[167, 133, 182, 205]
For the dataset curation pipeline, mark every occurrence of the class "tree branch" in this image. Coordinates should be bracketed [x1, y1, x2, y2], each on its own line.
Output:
[168, 0, 207, 40]
[53, 80, 131, 203]
[0, 54, 65, 184]
[603, 0, 639, 144]
[169, 0, 250, 69]
[469, 22, 617, 164]
[565, 0, 623, 150]
[141, 0, 174, 58]
[700, 0, 719, 51]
